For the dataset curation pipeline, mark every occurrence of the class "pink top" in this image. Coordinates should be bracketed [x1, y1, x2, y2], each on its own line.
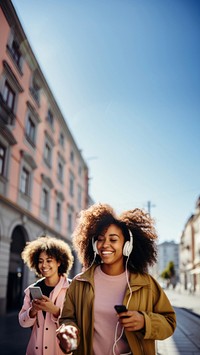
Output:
[93, 266, 131, 355]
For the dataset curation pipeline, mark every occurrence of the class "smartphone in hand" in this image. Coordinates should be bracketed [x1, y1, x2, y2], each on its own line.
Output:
[29, 286, 43, 300]
[114, 305, 129, 318]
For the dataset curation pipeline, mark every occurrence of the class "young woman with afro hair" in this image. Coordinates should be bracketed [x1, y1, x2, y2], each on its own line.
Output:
[19, 235, 74, 355]
[57, 203, 176, 355]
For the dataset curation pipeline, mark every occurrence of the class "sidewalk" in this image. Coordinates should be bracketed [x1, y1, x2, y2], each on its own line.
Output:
[0, 311, 30, 355]
[0, 289, 199, 354]
[164, 288, 200, 316]
[157, 288, 200, 355]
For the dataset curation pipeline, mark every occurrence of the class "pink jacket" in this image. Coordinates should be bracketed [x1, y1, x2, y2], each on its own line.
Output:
[19, 276, 69, 355]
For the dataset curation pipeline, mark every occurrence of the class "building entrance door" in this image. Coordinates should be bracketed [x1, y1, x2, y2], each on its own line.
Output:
[6, 225, 27, 312]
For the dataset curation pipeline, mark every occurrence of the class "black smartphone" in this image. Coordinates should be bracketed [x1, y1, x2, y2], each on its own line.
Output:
[114, 305, 128, 314]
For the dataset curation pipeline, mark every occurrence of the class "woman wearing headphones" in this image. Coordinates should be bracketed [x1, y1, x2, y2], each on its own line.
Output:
[57, 203, 176, 355]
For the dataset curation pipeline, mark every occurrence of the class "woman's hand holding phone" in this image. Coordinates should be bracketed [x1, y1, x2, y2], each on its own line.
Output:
[114, 305, 145, 331]
[31, 295, 59, 318]
[114, 305, 129, 318]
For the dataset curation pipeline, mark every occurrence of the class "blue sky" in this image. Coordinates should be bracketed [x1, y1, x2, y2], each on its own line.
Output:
[12, 0, 200, 243]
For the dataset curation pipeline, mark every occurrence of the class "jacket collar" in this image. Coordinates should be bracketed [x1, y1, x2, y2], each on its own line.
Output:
[75, 263, 97, 286]
[128, 272, 151, 292]
[49, 275, 69, 302]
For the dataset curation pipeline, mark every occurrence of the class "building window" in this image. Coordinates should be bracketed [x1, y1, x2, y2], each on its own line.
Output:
[67, 211, 72, 233]
[30, 76, 40, 106]
[41, 187, 49, 212]
[70, 150, 74, 164]
[25, 116, 36, 145]
[69, 172, 74, 197]
[57, 152, 66, 184]
[59, 132, 64, 147]
[47, 109, 54, 128]
[56, 201, 61, 222]
[6, 30, 23, 73]
[1, 61, 23, 125]
[0, 143, 6, 176]
[58, 161, 63, 183]
[24, 101, 41, 148]
[77, 185, 82, 208]
[20, 167, 30, 195]
[3, 81, 15, 112]
[10, 40, 21, 68]
[43, 131, 54, 168]
[40, 174, 53, 219]
[44, 142, 52, 167]
[78, 165, 82, 177]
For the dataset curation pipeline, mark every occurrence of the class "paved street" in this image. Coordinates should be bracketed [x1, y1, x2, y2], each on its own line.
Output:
[157, 289, 200, 355]
[0, 288, 199, 354]
[0, 311, 30, 355]
[164, 288, 200, 315]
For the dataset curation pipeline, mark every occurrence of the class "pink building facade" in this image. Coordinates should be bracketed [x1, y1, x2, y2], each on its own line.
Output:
[0, 0, 90, 314]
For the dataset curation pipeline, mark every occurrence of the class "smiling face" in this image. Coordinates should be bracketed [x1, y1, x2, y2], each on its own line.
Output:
[96, 224, 125, 275]
[38, 251, 61, 285]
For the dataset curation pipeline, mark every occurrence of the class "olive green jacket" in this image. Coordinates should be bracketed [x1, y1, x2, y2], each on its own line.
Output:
[59, 265, 176, 355]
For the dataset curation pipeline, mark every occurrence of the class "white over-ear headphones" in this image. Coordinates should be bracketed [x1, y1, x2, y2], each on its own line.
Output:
[123, 229, 133, 257]
[92, 238, 99, 255]
[92, 229, 133, 257]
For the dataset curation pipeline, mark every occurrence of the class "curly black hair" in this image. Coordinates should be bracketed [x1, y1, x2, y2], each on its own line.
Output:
[72, 203, 158, 273]
[21, 235, 74, 276]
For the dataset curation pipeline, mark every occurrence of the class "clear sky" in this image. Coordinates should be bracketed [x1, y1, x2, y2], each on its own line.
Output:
[12, 0, 200, 244]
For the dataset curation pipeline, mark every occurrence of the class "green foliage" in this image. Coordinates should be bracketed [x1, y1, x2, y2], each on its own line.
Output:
[161, 269, 170, 279]
[160, 261, 175, 280]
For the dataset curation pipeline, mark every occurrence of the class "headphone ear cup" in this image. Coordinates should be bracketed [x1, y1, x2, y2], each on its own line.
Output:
[123, 241, 131, 256]
[123, 231, 133, 257]
[93, 240, 99, 255]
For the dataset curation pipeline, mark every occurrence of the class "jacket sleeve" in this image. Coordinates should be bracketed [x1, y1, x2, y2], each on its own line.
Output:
[58, 281, 80, 348]
[143, 279, 176, 340]
[18, 287, 37, 328]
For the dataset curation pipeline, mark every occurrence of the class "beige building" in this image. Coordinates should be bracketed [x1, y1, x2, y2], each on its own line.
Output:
[0, 0, 90, 314]
[180, 196, 200, 294]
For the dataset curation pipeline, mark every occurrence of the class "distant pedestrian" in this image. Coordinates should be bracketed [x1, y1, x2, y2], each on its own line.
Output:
[19, 235, 73, 355]
[57, 203, 176, 355]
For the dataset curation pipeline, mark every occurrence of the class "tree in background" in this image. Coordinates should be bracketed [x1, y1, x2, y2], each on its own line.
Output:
[160, 261, 176, 288]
